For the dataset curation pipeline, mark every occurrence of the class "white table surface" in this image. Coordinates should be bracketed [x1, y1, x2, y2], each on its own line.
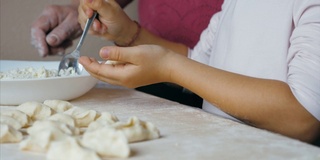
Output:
[1, 82, 320, 160]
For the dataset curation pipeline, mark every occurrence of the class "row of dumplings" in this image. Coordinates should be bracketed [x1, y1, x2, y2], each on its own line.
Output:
[0, 100, 160, 159]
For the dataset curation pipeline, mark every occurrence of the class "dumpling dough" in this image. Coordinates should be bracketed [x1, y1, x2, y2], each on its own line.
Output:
[17, 101, 54, 120]
[48, 113, 76, 127]
[87, 112, 119, 132]
[105, 60, 126, 65]
[64, 107, 100, 127]
[0, 115, 22, 130]
[113, 116, 160, 143]
[27, 120, 79, 136]
[20, 120, 79, 152]
[0, 110, 30, 127]
[43, 100, 73, 112]
[0, 124, 23, 143]
[81, 127, 130, 158]
[94, 112, 119, 125]
[47, 137, 101, 160]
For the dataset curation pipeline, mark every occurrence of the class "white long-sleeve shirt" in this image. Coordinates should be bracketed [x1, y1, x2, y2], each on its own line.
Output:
[189, 0, 320, 122]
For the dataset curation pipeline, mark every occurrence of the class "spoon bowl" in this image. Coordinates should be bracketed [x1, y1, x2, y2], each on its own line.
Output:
[58, 12, 97, 75]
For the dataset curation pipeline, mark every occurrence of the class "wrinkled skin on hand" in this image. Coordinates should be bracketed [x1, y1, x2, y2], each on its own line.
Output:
[79, 45, 176, 88]
[78, 0, 137, 44]
[31, 4, 82, 57]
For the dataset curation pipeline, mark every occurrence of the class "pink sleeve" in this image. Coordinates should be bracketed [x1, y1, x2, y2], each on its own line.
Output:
[138, 0, 223, 48]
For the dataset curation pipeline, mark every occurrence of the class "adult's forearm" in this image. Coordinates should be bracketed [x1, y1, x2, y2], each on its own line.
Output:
[167, 54, 320, 142]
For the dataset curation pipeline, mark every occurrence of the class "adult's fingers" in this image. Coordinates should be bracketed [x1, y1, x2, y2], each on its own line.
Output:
[48, 39, 73, 55]
[31, 27, 49, 57]
[46, 18, 81, 47]
[30, 14, 53, 57]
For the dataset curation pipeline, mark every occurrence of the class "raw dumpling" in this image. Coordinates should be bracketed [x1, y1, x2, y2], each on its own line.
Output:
[43, 100, 73, 112]
[0, 110, 31, 127]
[81, 127, 130, 158]
[48, 113, 76, 127]
[20, 129, 65, 152]
[113, 116, 160, 143]
[64, 107, 100, 127]
[20, 120, 79, 152]
[0, 124, 23, 143]
[47, 137, 101, 160]
[0, 115, 22, 130]
[87, 112, 119, 132]
[27, 120, 79, 136]
[95, 112, 119, 125]
[17, 101, 54, 120]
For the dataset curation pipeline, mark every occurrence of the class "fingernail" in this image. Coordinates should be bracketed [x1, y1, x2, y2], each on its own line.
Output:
[86, 0, 93, 3]
[100, 48, 110, 58]
[47, 35, 58, 44]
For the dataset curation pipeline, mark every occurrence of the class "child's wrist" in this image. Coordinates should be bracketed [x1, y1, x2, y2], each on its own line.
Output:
[114, 21, 141, 47]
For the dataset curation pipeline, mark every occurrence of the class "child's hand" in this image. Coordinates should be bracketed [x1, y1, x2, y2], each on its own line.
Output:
[78, 0, 138, 45]
[79, 45, 175, 88]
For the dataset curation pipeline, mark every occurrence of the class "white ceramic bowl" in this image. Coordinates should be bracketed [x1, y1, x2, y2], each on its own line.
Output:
[0, 60, 98, 105]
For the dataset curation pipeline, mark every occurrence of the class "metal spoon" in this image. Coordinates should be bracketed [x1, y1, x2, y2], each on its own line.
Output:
[58, 12, 97, 76]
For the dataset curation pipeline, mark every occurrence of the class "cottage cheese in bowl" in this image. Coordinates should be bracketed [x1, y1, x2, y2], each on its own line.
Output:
[0, 60, 98, 105]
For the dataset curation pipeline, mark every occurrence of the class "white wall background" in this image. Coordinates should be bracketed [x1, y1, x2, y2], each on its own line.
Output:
[0, 0, 138, 61]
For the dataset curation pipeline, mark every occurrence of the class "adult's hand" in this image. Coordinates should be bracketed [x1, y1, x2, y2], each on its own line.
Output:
[31, 4, 82, 57]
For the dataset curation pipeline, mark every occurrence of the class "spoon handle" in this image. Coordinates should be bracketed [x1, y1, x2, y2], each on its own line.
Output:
[75, 12, 98, 51]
